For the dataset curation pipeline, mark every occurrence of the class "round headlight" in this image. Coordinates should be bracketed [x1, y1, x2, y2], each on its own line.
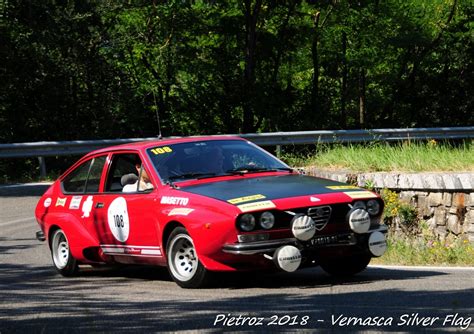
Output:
[353, 201, 366, 209]
[259, 211, 275, 229]
[367, 199, 381, 216]
[239, 214, 256, 231]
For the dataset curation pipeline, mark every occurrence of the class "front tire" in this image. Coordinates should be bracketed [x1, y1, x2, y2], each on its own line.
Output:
[166, 227, 210, 288]
[320, 254, 371, 278]
[50, 229, 78, 276]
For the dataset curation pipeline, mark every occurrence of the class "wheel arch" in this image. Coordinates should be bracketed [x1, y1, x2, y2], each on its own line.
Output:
[47, 225, 62, 249]
[162, 220, 185, 251]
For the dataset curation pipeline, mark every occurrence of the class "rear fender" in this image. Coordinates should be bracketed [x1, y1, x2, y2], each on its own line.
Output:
[44, 212, 99, 262]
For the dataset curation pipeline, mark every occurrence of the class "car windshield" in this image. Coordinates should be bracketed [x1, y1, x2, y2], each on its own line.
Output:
[146, 140, 291, 183]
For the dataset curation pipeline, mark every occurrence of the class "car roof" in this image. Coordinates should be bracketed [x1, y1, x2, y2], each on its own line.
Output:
[87, 135, 246, 156]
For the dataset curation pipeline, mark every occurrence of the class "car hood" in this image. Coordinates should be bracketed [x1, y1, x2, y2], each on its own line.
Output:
[180, 174, 362, 204]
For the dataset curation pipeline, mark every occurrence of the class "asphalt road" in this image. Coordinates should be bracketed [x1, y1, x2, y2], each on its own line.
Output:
[0, 184, 473, 333]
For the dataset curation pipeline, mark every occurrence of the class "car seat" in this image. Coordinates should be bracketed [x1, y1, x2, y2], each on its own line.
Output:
[121, 173, 138, 187]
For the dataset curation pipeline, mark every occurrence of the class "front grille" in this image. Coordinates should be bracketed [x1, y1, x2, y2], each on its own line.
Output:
[307, 206, 332, 230]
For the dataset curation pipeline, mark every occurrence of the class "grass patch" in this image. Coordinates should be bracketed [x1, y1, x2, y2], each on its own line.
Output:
[281, 140, 474, 172]
[372, 235, 474, 266]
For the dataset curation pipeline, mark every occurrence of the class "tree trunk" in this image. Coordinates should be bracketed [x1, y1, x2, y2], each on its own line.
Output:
[242, 0, 262, 133]
[311, 12, 321, 120]
[358, 68, 366, 128]
[340, 31, 347, 129]
[272, 2, 296, 83]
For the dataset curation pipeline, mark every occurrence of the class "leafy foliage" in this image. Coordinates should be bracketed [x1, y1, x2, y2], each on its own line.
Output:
[1, 0, 473, 143]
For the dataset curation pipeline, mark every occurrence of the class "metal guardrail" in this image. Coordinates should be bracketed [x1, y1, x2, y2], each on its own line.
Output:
[1, 127, 473, 177]
[242, 126, 474, 146]
[1, 127, 473, 159]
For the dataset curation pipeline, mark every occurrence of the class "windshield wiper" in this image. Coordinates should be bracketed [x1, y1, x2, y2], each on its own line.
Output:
[273, 167, 294, 172]
[226, 167, 294, 175]
[168, 172, 218, 181]
[168, 167, 293, 182]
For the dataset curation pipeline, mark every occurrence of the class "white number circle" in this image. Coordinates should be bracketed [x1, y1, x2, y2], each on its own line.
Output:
[107, 197, 130, 242]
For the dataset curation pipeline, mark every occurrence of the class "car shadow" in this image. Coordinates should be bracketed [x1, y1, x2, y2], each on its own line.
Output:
[210, 266, 448, 289]
[0, 262, 472, 333]
[67, 264, 448, 290]
[78, 264, 173, 282]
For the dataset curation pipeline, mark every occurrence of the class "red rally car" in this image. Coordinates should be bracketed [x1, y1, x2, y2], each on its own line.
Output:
[35, 136, 387, 288]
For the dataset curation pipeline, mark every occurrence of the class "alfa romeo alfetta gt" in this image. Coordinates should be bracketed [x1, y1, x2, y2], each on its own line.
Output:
[35, 137, 387, 288]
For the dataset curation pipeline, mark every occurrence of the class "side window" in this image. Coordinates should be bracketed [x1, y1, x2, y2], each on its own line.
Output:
[85, 156, 107, 193]
[62, 156, 107, 194]
[62, 160, 92, 193]
[105, 153, 141, 192]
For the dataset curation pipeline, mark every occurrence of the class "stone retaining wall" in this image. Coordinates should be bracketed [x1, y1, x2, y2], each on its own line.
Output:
[304, 168, 474, 241]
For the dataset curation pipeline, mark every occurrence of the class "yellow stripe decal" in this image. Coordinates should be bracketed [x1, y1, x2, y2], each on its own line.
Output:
[227, 194, 266, 204]
[237, 200, 276, 212]
[344, 191, 378, 199]
[326, 185, 360, 190]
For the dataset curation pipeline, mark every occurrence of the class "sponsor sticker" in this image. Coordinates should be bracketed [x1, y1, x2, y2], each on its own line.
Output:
[150, 146, 173, 155]
[310, 196, 320, 202]
[349, 208, 371, 233]
[100, 245, 162, 257]
[141, 249, 162, 256]
[168, 208, 194, 216]
[81, 196, 93, 218]
[275, 246, 302, 272]
[160, 196, 189, 206]
[107, 197, 130, 242]
[44, 197, 52, 208]
[291, 215, 316, 241]
[326, 185, 360, 190]
[124, 247, 141, 255]
[69, 196, 82, 210]
[227, 194, 266, 204]
[368, 231, 387, 257]
[344, 191, 378, 199]
[55, 197, 67, 207]
[237, 200, 276, 213]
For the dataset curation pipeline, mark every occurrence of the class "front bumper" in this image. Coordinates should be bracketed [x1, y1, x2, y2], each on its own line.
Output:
[223, 238, 296, 255]
[222, 225, 388, 255]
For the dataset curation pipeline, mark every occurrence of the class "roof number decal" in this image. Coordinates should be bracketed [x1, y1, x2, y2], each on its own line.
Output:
[151, 146, 172, 155]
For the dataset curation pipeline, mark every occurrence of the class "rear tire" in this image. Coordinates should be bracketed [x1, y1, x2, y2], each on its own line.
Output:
[320, 254, 371, 277]
[166, 227, 210, 288]
[50, 229, 78, 277]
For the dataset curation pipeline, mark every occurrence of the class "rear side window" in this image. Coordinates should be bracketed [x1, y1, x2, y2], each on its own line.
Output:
[62, 156, 106, 194]
[86, 156, 107, 193]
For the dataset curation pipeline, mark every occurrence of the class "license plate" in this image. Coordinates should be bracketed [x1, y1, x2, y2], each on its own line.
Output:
[309, 234, 354, 247]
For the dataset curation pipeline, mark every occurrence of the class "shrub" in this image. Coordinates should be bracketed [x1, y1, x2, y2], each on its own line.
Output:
[380, 189, 419, 236]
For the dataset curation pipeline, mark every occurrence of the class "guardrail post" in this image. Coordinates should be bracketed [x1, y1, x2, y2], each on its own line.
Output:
[276, 145, 281, 158]
[38, 156, 46, 178]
